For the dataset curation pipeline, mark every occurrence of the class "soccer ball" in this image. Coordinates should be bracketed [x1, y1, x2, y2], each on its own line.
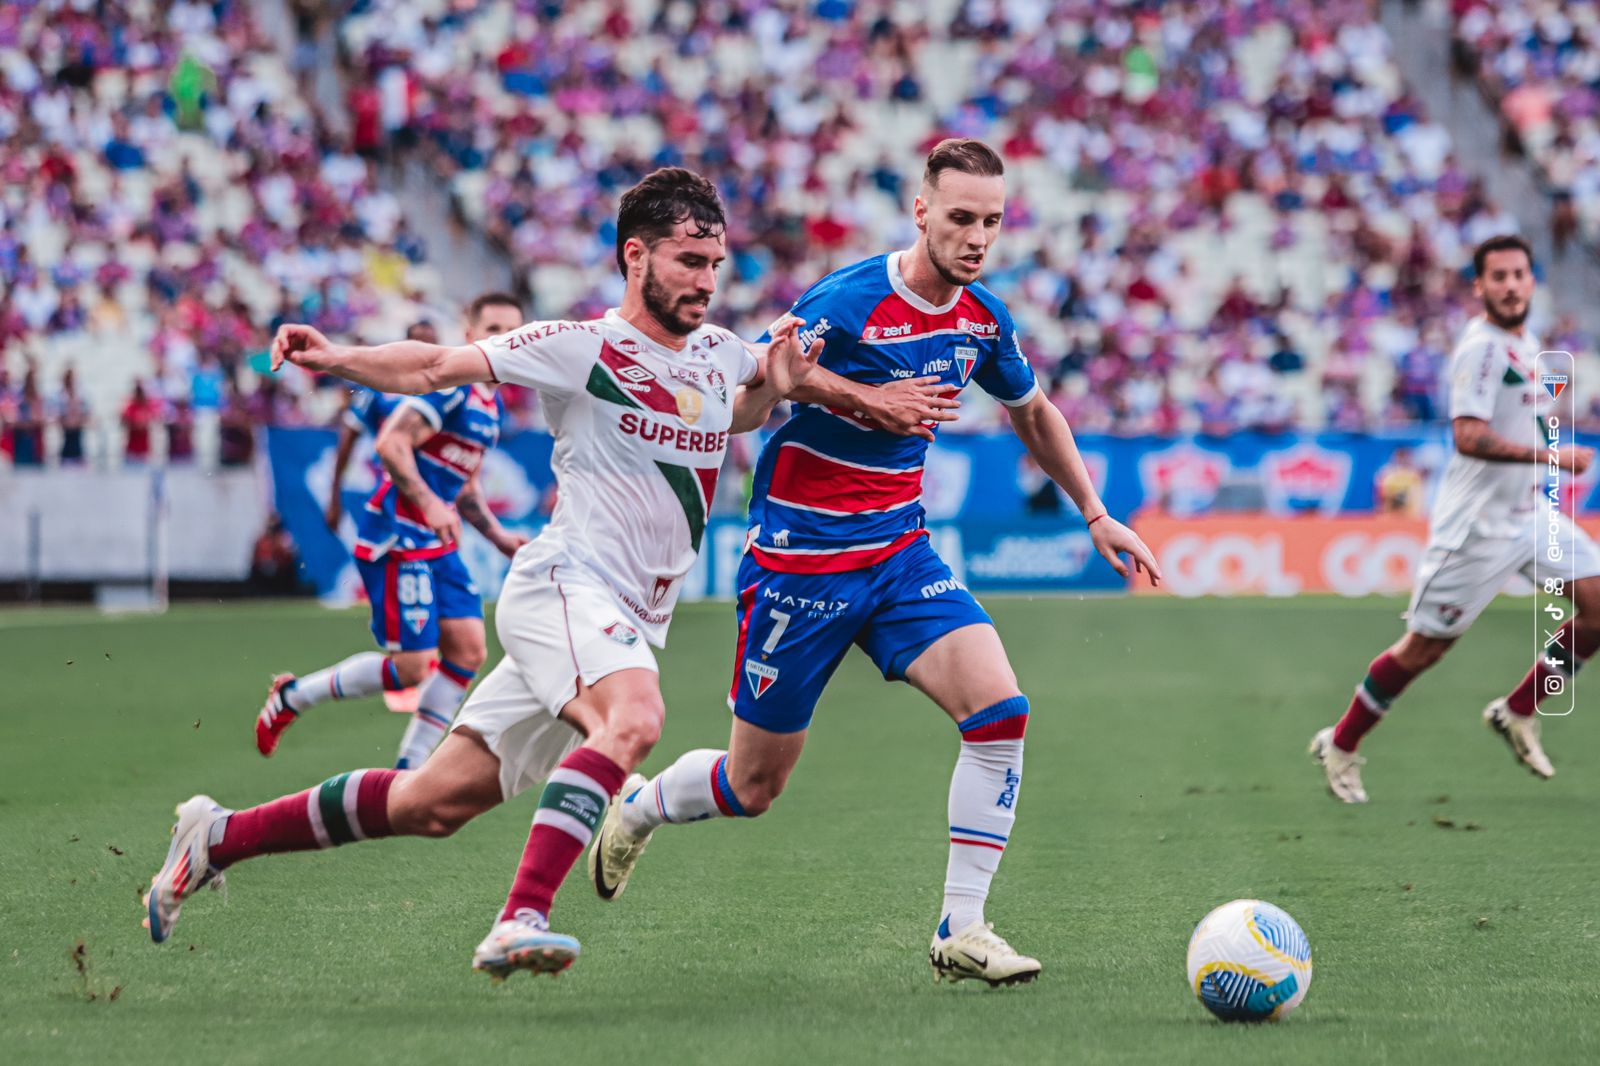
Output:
[1186, 899, 1313, 1022]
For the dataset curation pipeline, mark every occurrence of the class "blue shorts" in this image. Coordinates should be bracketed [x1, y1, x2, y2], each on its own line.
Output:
[729, 535, 992, 733]
[357, 551, 482, 653]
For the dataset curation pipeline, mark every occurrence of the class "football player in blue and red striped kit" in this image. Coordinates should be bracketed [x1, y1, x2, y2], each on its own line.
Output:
[589, 140, 1162, 986]
[255, 294, 530, 770]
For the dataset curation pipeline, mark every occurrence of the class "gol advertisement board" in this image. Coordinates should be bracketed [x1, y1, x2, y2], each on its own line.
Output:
[1132, 515, 1600, 597]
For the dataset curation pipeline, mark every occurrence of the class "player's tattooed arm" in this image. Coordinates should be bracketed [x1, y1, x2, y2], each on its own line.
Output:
[1010, 390, 1162, 586]
[375, 408, 462, 545]
[270, 323, 491, 394]
[1453, 416, 1593, 472]
[456, 476, 529, 559]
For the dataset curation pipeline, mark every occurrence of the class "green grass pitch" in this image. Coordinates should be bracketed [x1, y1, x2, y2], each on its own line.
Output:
[3, 596, 1597, 1065]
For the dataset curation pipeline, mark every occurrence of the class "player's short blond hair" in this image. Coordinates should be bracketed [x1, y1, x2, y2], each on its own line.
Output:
[923, 139, 1005, 188]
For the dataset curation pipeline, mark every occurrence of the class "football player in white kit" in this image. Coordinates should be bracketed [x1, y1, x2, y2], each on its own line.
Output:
[137, 168, 860, 979]
[1311, 235, 1600, 803]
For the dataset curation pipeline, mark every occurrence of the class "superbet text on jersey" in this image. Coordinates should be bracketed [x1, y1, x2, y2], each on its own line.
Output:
[473, 309, 760, 645]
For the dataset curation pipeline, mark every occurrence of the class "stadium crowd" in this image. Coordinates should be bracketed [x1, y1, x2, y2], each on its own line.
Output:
[8, 0, 1600, 470]
[1452, 0, 1600, 259]
[337, 0, 1597, 436]
[0, 0, 444, 467]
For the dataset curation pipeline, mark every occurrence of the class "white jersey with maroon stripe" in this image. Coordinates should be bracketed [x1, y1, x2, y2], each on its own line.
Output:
[1429, 316, 1548, 550]
[476, 308, 759, 646]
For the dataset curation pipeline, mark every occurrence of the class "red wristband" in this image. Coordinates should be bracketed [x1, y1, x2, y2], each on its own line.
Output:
[1086, 512, 1108, 527]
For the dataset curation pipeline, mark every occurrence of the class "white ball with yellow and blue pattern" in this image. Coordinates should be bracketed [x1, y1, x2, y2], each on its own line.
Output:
[1186, 899, 1313, 1022]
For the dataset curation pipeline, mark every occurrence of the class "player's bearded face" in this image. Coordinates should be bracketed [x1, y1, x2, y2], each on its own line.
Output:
[1475, 249, 1534, 330]
[640, 230, 725, 336]
[919, 172, 1005, 287]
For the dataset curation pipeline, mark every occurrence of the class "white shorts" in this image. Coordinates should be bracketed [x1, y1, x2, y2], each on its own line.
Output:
[453, 559, 658, 799]
[1407, 514, 1600, 638]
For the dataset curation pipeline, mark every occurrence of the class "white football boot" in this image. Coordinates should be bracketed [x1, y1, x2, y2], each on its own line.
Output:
[472, 912, 580, 981]
[1309, 726, 1368, 804]
[587, 773, 652, 901]
[143, 795, 230, 943]
[1484, 698, 1555, 779]
[929, 918, 1041, 987]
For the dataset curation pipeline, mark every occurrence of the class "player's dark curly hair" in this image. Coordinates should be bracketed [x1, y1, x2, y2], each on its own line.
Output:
[1472, 233, 1533, 277]
[615, 168, 726, 276]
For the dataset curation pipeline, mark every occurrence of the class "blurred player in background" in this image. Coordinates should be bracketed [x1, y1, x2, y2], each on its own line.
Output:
[322, 319, 436, 532]
[255, 293, 528, 769]
[589, 139, 1160, 988]
[142, 169, 830, 982]
[326, 319, 436, 714]
[1311, 235, 1600, 803]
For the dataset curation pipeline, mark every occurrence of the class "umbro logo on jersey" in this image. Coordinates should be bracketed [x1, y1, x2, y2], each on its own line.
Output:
[745, 661, 779, 699]
[1542, 374, 1568, 400]
[615, 364, 657, 384]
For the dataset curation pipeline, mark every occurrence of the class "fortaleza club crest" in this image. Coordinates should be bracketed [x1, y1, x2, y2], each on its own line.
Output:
[953, 346, 977, 384]
[1542, 374, 1568, 400]
[744, 660, 779, 698]
[676, 387, 703, 425]
[602, 621, 639, 646]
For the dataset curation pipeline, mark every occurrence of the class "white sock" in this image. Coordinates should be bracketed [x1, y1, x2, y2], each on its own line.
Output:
[619, 748, 744, 836]
[284, 652, 392, 712]
[394, 660, 474, 769]
[942, 736, 1024, 936]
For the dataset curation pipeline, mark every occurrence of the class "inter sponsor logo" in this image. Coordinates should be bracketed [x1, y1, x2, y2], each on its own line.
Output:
[618, 412, 729, 454]
[745, 660, 779, 699]
[919, 577, 968, 599]
[923, 357, 953, 374]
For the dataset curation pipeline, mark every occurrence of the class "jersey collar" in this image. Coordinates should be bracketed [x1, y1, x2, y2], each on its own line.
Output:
[887, 251, 962, 315]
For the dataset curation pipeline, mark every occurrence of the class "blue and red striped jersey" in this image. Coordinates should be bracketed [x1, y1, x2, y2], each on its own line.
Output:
[353, 384, 502, 561]
[748, 252, 1038, 573]
[343, 386, 400, 436]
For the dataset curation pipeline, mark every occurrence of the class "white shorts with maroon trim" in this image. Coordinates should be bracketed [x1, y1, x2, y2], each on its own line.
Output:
[453, 557, 657, 799]
[1407, 514, 1600, 638]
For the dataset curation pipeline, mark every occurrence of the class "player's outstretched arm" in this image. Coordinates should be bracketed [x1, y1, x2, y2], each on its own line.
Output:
[1008, 390, 1162, 586]
[731, 316, 823, 433]
[1454, 416, 1593, 472]
[375, 407, 461, 546]
[271, 324, 491, 395]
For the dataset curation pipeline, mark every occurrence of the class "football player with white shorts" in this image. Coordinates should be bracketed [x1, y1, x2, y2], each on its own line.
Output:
[137, 168, 836, 979]
[1311, 234, 1600, 802]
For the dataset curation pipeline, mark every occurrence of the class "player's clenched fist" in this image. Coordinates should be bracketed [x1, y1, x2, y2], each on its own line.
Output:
[271, 323, 336, 373]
